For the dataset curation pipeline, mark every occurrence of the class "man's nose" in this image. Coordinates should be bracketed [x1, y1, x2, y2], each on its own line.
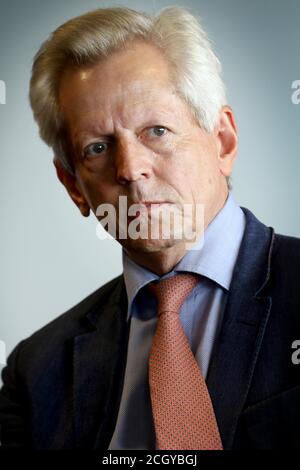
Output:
[115, 139, 152, 184]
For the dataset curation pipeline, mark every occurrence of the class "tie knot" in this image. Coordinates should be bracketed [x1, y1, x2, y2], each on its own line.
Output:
[148, 272, 199, 316]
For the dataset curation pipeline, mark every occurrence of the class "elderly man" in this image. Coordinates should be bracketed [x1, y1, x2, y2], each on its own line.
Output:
[0, 6, 300, 451]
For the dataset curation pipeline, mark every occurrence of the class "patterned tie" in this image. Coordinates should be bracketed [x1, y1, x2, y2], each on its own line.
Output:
[147, 273, 223, 450]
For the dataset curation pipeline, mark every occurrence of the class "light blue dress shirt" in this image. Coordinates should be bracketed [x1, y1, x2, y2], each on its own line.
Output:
[108, 192, 246, 450]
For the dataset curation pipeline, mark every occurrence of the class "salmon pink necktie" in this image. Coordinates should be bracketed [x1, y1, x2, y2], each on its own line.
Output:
[148, 273, 223, 450]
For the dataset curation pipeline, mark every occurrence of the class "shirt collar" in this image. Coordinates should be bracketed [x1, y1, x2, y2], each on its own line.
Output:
[122, 191, 246, 319]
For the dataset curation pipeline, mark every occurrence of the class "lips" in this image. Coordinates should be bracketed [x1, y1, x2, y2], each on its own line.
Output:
[127, 201, 172, 220]
[142, 202, 166, 207]
[135, 201, 172, 207]
[135, 202, 173, 213]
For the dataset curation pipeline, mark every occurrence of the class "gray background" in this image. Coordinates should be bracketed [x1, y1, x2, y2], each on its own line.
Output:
[0, 0, 299, 375]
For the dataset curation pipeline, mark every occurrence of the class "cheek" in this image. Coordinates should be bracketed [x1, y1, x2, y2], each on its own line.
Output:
[189, 139, 220, 179]
[168, 142, 220, 197]
[76, 170, 119, 210]
[172, 145, 216, 181]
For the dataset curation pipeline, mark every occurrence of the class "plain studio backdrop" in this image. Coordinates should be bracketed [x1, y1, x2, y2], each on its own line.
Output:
[0, 0, 299, 380]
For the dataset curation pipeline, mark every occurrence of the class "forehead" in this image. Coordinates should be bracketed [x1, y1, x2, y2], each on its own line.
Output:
[58, 42, 177, 117]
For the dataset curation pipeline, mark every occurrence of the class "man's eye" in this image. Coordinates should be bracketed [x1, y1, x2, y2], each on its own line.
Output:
[84, 142, 108, 157]
[147, 126, 168, 137]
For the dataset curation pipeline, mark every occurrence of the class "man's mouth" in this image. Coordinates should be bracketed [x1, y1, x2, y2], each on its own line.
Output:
[129, 201, 173, 216]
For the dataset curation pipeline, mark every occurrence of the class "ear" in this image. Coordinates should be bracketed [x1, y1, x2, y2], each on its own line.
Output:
[214, 105, 238, 177]
[53, 157, 90, 217]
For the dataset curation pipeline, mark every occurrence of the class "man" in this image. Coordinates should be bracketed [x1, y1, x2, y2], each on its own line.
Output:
[0, 6, 300, 450]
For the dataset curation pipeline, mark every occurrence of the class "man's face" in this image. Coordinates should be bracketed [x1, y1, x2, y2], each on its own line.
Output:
[58, 42, 236, 257]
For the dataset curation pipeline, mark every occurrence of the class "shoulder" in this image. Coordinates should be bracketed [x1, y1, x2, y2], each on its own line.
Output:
[241, 205, 300, 268]
[239, 206, 300, 303]
[11, 274, 124, 363]
[273, 232, 300, 260]
[271, 232, 300, 299]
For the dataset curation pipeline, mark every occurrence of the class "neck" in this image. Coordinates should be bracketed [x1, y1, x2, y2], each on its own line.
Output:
[124, 242, 188, 276]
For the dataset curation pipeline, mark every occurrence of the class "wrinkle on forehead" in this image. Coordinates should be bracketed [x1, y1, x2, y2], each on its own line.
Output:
[60, 70, 176, 112]
[62, 77, 182, 136]
[59, 41, 173, 106]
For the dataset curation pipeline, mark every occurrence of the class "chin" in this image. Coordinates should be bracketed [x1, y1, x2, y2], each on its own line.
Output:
[120, 235, 182, 254]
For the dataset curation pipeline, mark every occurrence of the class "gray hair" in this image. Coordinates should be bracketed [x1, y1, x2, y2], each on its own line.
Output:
[29, 6, 229, 184]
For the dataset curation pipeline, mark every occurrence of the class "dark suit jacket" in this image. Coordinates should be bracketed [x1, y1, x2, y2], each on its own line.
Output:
[1, 206, 300, 450]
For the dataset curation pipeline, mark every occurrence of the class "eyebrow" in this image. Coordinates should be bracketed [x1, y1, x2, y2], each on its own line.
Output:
[72, 125, 111, 150]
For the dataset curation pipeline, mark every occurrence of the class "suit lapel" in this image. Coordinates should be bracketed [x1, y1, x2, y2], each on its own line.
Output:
[207, 207, 276, 449]
[72, 275, 130, 449]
